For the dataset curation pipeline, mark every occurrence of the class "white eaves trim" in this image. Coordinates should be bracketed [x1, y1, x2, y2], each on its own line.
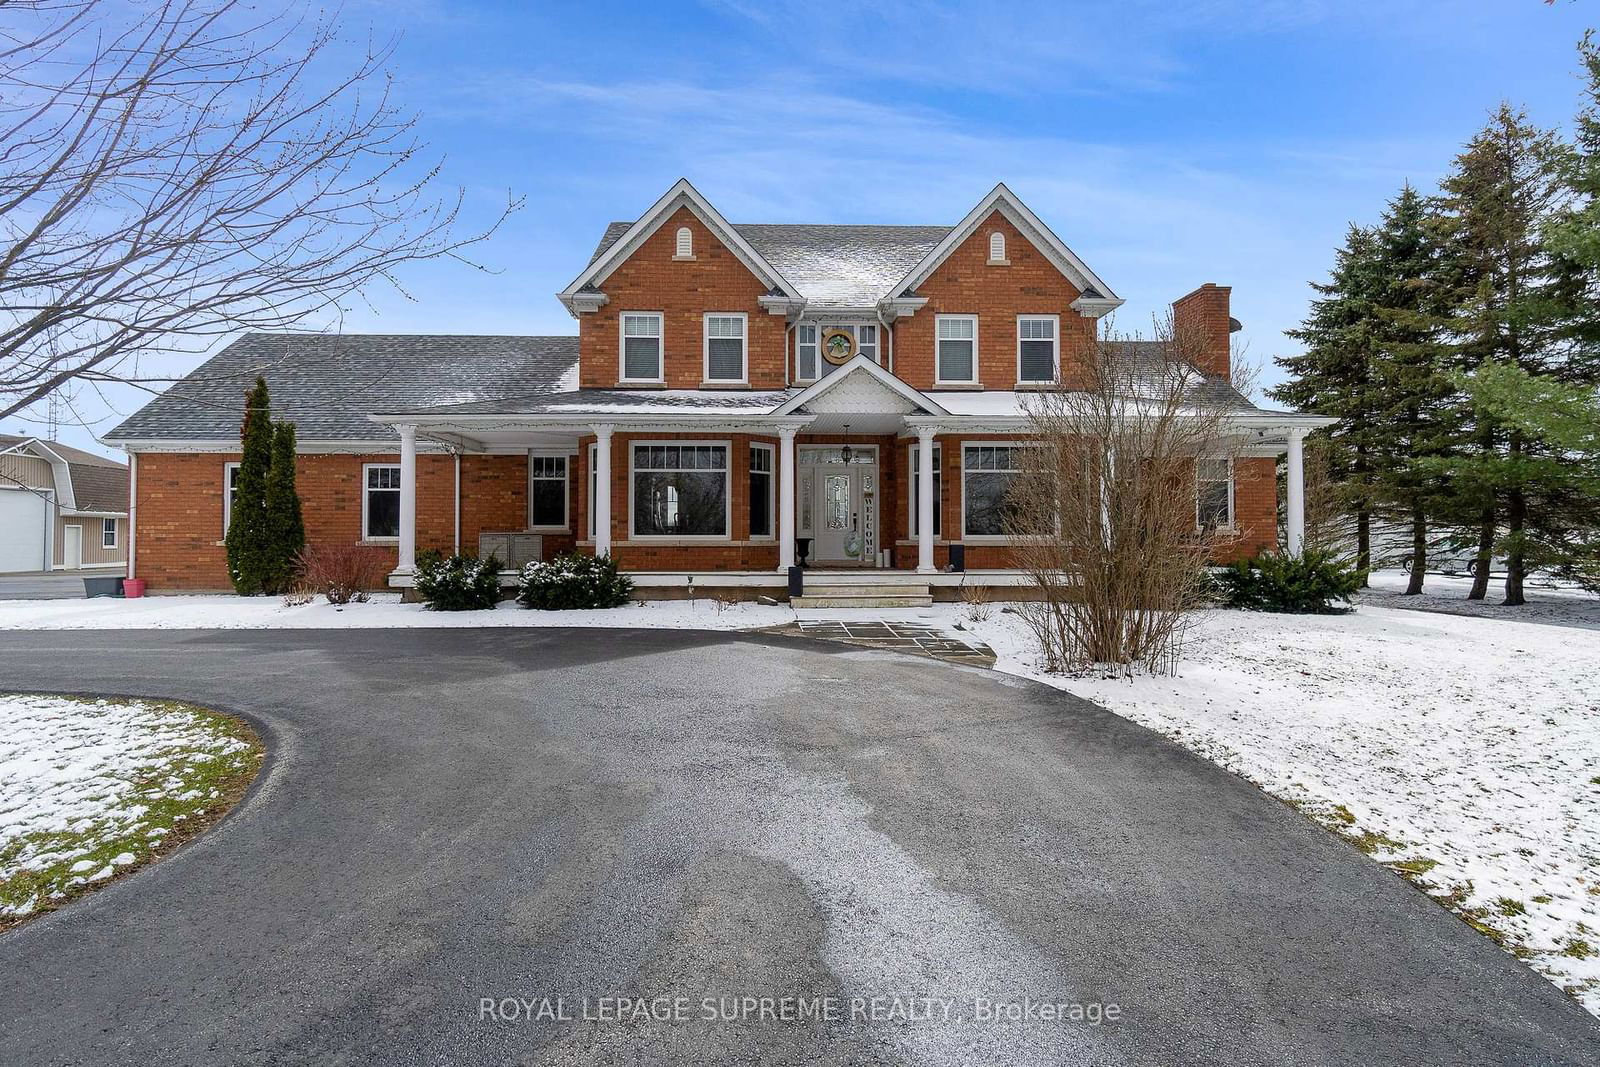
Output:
[9, 437, 76, 509]
[887, 183, 1124, 313]
[771, 354, 950, 417]
[558, 179, 805, 316]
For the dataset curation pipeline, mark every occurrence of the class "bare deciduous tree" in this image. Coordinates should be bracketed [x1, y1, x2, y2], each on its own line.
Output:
[1007, 317, 1248, 675]
[0, 0, 520, 419]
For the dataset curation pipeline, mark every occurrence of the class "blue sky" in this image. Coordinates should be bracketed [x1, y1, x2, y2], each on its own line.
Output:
[12, 0, 1596, 456]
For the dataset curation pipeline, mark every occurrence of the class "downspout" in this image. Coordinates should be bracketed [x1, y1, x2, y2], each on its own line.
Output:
[126, 453, 137, 580]
[878, 307, 894, 374]
[453, 451, 461, 554]
[785, 320, 795, 387]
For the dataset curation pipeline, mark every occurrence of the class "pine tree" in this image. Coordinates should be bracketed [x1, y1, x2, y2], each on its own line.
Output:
[1366, 184, 1457, 594]
[1434, 104, 1572, 605]
[263, 420, 305, 593]
[1273, 223, 1385, 577]
[224, 376, 273, 595]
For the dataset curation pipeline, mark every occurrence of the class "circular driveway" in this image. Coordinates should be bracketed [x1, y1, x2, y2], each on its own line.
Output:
[0, 628, 1595, 1066]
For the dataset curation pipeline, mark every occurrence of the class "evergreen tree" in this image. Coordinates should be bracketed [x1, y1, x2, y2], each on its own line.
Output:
[1367, 184, 1457, 594]
[263, 420, 305, 593]
[1273, 224, 1384, 578]
[1433, 104, 1572, 605]
[224, 376, 273, 595]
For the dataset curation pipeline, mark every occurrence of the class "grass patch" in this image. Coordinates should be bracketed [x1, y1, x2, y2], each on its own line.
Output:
[1495, 897, 1527, 917]
[1389, 856, 1439, 876]
[0, 696, 263, 931]
[1563, 939, 1593, 960]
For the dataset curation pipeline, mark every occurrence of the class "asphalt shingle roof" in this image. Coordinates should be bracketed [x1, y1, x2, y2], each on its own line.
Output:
[589, 221, 951, 309]
[105, 334, 579, 442]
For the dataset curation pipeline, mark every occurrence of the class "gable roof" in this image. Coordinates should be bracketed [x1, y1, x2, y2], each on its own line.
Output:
[771, 354, 948, 416]
[579, 182, 1119, 313]
[105, 334, 580, 442]
[0, 434, 128, 512]
[889, 183, 1122, 314]
[560, 179, 803, 313]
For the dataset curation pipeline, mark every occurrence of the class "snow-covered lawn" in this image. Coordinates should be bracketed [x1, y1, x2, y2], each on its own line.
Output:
[0, 695, 262, 925]
[0, 593, 795, 630]
[960, 596, 1600, 1015]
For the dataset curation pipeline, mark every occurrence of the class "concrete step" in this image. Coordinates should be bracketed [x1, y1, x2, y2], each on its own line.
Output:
[791, 592, 934, 608]
[796, 584, 929, 598]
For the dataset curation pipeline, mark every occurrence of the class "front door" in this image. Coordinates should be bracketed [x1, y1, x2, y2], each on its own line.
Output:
[63, 524, 82, 570]
[801, 446, 879, 566]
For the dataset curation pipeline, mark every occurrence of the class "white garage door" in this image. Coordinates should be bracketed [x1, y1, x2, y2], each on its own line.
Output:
[0, 488, 49, 573]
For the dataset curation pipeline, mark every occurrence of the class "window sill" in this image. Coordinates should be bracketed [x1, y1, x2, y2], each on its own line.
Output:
[362, 538, 400, 545]
[613, 381, 667, 389]
[931, 383, 985, 391]
[671, 254, 696, 261]
[1014, 381, 1059, 390]
[987, 258, 1011, 266]
[526, 526, 570, 534]
[699, 381, 751, 389]
[894, 538, 952, 546]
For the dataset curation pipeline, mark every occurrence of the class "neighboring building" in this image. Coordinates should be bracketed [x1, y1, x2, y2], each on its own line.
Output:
[0, 434, 129, 574]
[105, 180, 1326, 597]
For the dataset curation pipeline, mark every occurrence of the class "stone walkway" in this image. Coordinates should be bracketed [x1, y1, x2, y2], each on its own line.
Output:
[768, 619, 996, 667]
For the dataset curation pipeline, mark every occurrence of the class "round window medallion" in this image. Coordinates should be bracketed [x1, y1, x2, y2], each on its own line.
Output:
[821, 328, 856, 365]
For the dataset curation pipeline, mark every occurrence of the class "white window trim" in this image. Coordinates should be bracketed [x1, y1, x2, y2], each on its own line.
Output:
[1016, 313, 1060, 385]
[935, 314, 980, 386]
[362, 462, 402, 543]
[673, 226, 695, 260]
[627, 439, 733, 542]
[959, 440, 1040, 543]
[618, 311, 665, 384]
[908, 442, 942, 538]
[1196, 456, 1237, 532]
[749, 442, 776, 541]
[528, 451, 571, 532]
[702, 312, 749, 385]
[101, 516, 117, 549]
[795, 323, 820, 384]
[222, 461, 241, 536]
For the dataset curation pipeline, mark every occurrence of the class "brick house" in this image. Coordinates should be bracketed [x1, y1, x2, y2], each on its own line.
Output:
[105, 180, 1325, 599]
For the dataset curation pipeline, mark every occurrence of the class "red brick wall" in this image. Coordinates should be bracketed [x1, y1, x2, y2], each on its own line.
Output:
[1171, 283, 1232, 379]
[579, 206, 786, 390]
[133, 451, 581, 590]
[890, 212, 1096, 391]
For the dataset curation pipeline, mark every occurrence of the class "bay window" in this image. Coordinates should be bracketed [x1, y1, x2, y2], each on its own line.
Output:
[632, 443, 729, 538]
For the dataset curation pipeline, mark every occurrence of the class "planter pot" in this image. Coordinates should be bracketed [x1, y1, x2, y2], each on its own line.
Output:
[122, 578, 146, 598]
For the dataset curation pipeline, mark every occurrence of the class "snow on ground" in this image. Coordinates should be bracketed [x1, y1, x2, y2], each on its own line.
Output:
[1360, 568, 1600, 630]
[0, 695, 259, 921]
[959, 595, 1600, 1015]
[0, 593, 798, 631]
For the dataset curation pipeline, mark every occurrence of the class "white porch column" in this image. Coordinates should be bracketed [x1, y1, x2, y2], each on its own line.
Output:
[397, 424, 417, 573]
[777, 426, 798, 571]
[1286, 428, 1306, 556]
[593, 423, 614, 558]
[916, 426, 936, 574]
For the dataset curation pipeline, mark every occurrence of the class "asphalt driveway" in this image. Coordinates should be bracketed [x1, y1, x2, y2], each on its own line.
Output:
[0, 629, 1595, 1066]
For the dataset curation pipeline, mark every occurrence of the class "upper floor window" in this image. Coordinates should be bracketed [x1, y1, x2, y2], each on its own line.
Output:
[989, 231, 1006, 263]
[936, 315, 978, 384]
[620, 312, 663, 383]
[704, 313, 747, 383]
[674, 226, 693, 259]
[796, 323, 818, 382]
[364, 464, 401, 541]
[1197, 458, 1235, 530]
[1017, 315, 1058, 383]
[858, 324, 878, 364]
[529, 454, 568, 530]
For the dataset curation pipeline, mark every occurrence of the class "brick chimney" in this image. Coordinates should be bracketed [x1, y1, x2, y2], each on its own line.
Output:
[1170, 283, 1232, 378]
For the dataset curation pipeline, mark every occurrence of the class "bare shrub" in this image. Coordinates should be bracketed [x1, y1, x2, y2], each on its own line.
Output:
[958, 581, 993, 623]
[1006, 316, 1243, 675]
[282, 583, 315, 607]
[294, 543, 387, 605]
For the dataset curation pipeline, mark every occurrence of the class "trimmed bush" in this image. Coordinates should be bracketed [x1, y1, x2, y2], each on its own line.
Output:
[414, 550, 503, 611]
[1213, 548, 1365, 614]
[517, 552, 633, 610]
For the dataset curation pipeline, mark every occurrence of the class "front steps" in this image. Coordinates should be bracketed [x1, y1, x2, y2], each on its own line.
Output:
[791, 579, 933, 609]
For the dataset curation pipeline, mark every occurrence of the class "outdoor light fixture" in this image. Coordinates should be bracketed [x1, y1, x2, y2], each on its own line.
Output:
[841, 425, 853, 463]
